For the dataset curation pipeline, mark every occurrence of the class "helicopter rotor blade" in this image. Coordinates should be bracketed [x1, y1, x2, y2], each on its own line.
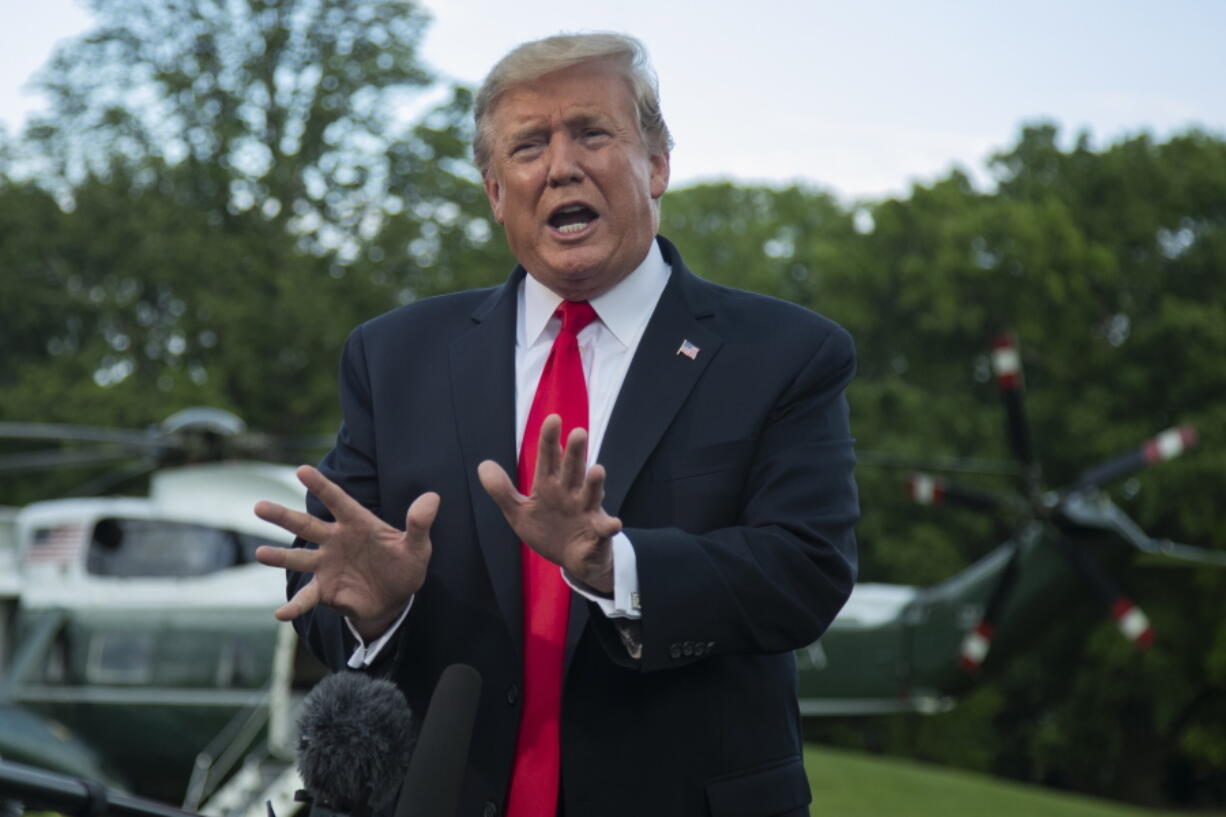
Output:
[857, 451, 1024, 477]
[991, 333, 1038, 480]
[908, 473, 1010, 513]
[1134, 540, 1226, 568]
[0, 412, 332, 470]
[66, 458, 162, 496]
[1056, 535, 1155, 649]
[1067, 425, 1198, 492]
[1059, 491, 1226, 568]
[0, 422, 159, 447]
[0, 447, 153, 473]
[958, 540, 1024, 673]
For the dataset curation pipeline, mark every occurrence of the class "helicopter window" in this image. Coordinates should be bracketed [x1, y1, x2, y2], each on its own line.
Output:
[216, 635, 274, 688]
[87, 518, 237, 577]
[86, 632, 154, 684]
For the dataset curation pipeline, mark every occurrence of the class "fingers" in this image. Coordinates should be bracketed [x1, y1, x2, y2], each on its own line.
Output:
[595, 514, 623, 540]
[561, 426, 589, 490]
[276, 578, 322, 621]
[534, 415, 564, 482]
[296, 465, 369, 525]
[579, 465, 621, 538]
[254, 500, 334, 545]
[533, 415, 590, 491]
[254, 543, 321, 574]
[579, 462, 606, 512]
[405, 492, 440, 549]
[478, 459, 524, 517]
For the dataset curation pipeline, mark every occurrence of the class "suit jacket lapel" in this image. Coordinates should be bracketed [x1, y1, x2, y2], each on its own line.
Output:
[598, 249, 722, 517]
[450, 270, 524, 656]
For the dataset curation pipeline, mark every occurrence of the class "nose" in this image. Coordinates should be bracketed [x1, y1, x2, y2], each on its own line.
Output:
[546, 136, 584, 187]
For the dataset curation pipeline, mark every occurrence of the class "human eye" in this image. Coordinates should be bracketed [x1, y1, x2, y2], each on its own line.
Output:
[509, 140, 543, 160]
[579, 130, 612, 152]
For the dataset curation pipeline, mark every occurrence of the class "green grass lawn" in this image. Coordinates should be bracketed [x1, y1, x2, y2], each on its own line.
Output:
[805, 744, 1219, 817]
[23, 748, 1220, 817]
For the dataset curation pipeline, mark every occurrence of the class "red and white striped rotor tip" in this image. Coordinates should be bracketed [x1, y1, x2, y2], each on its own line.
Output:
[991, 334, 1022, 391]
[959, 621, 994, 672]
[1112, 597, 1155, 649]
[1142, 425, 1197, 465]
[908, 473, 944, 506]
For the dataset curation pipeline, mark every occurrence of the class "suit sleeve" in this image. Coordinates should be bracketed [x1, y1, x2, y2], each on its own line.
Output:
[589, 325, 859, 672]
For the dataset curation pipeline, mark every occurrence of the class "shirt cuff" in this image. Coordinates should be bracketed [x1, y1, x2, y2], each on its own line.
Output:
[563, 532, 642, 619]
[345, 598, 414, 669]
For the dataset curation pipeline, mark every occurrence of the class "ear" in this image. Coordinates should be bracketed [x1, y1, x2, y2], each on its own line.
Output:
[483, 171, 506, 224]
[649, 151, 670, 200]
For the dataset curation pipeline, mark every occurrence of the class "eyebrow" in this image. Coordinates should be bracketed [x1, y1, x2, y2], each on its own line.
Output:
[503, 110, 613, 144]
[506, 121, 548, 144]
[565, 111, 607, 130]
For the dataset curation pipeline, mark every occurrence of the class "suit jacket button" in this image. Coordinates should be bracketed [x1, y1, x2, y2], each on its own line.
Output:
[669, 643, 681, 659]
[682, 641, 694, 657]
[506, 683, 520, 706]
[693, 643, 706, 657]
[483, 801, 498, 817]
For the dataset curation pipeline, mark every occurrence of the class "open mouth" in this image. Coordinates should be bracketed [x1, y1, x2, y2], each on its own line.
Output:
[548, 204, 599, 235]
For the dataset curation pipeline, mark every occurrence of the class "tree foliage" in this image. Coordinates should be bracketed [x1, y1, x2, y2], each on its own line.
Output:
[26, 0, 434, 253]
[0, 0, 509, 503]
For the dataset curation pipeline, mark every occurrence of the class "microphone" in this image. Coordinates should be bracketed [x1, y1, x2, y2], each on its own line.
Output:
[296, 672, 415, 817]
[393, 664, 483, 817]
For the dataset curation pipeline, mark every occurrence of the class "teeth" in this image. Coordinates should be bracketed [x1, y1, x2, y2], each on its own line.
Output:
[558, 221, 589, 234]
[558, 204, 585, 213]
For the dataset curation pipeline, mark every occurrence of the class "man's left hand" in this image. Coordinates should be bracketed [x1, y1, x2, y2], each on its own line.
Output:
[478, 414, 622, 593]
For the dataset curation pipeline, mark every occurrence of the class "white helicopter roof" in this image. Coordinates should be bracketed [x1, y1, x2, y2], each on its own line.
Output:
[149, 461, 307, 539]
[832, 582, 920, 628]
[17, 461, 306, 544]
[12, 461, 310, 609]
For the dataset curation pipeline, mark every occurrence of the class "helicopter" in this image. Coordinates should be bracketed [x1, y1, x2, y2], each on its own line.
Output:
[0, 408, 331, 814]
[0, 338, 1221, 813]
[794, 333, 1225, 714]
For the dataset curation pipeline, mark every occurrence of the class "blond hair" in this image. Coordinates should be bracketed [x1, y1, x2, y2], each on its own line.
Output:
[473, 32, 673, 174]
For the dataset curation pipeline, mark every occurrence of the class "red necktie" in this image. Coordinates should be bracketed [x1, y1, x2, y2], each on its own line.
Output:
[506, 300, 598, 817]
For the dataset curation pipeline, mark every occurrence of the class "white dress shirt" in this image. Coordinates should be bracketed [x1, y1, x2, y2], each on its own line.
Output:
[347, 241, 670, 667]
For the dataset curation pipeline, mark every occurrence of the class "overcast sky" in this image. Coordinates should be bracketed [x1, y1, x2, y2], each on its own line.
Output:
[2, 0, 1223, 201]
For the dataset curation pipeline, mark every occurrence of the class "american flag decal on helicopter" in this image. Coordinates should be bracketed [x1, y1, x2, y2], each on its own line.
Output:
[24, 524, 86, 564]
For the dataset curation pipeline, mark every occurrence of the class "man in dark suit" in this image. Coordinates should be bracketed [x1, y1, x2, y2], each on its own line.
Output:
[256, 32, 857, 817]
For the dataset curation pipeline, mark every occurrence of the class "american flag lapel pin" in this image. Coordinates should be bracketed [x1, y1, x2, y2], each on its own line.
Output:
[676, 339, 700, 360]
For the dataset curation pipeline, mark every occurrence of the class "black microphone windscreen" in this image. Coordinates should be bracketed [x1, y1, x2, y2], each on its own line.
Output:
[394, 664, 483, 817]
[297, 671, 415, 814]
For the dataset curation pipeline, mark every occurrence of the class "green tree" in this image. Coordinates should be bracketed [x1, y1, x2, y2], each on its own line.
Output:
[2, 0, 509, 427]
[833, 125, 1226, 807]
[26, 0, 433, 246]
[0, 0, 512, 500]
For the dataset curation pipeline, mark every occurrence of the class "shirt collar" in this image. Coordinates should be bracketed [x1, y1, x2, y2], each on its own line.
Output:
[519, 239, 671, 349]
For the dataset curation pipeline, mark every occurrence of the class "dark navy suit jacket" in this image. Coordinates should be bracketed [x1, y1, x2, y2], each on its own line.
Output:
[290, 236, 859, 817]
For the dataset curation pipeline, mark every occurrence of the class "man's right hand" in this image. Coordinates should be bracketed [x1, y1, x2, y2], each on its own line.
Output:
[254, 465, 439, 641]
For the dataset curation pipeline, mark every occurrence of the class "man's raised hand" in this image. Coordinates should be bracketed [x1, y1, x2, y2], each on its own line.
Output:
[478, 415, 622, 593]
[253, 465, 438, 640]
